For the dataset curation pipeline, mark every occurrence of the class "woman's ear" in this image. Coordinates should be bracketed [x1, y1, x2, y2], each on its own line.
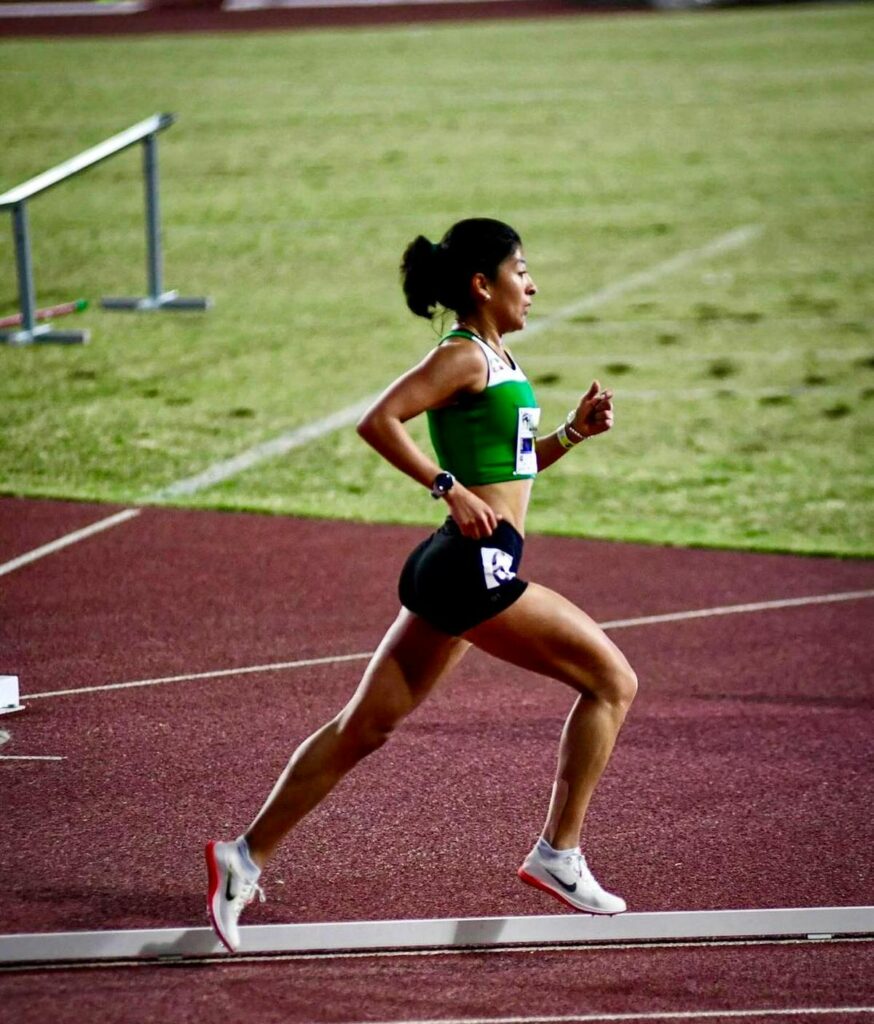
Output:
[471, 272, 491, 303]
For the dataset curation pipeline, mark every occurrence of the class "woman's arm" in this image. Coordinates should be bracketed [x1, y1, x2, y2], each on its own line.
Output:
[356, 342, 502, 538]
[536, 380, 614, 472]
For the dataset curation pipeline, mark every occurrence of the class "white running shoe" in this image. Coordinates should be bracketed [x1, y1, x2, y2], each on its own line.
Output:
[205, 839, 264, 952]
[518, 844, 626, 915]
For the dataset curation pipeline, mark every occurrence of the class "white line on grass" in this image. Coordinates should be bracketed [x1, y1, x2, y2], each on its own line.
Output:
[0, 508, 141, 579]
[23, 588, 872, 702]
[530, 347, 873, 367]
[144, 225, 761, 502]
[521, 226, 762, 343]
[144, 399, 374, 502]
[546, 384, 853, 402]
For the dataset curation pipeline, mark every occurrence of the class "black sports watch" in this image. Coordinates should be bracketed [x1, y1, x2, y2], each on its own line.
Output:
[430, 471, 455, 500]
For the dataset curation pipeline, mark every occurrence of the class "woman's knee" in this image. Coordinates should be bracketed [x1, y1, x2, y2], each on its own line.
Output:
[615, 661, 638, 708]
[590, 654, 638, 712]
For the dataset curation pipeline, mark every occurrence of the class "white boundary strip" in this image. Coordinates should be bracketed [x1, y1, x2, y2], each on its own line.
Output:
[20, 588, 874, 702]
[1, 906, 871, 965]
[145, 225, 760, 501]
[0, 508, 141, 579]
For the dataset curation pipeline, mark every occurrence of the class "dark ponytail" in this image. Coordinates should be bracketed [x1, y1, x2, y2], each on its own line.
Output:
[400, 235, 441, 320]
[400, 218, 522, 321]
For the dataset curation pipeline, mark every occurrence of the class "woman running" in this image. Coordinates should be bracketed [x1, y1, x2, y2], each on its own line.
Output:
[206, 217, 638, 953]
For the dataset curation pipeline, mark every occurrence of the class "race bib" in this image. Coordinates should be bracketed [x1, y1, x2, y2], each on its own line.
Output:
[515, 407, 541, 475]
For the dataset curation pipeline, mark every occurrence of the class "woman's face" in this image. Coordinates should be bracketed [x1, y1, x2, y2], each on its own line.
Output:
[486, 247, 538, 334]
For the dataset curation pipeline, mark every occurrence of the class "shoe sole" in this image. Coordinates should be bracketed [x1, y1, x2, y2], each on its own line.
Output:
[517, 867, 625, 916]
[205, 840, 238, 954]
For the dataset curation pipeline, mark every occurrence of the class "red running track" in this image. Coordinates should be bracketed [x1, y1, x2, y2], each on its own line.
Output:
[0, 497, 872, 1021]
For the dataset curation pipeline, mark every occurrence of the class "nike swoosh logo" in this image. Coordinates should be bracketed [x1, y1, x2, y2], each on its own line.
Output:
[225, 873, 236, 902]
[545, 868, 577, 894]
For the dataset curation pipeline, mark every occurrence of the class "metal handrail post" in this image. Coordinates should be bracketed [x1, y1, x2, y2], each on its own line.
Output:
[0, 202, 87, 345]
[12, 203, 36, 336]
[143, 132, 163, 303]
[101, 123, 209, 312]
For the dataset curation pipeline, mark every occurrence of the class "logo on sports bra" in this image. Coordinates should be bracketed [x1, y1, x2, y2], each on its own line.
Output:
[481, 548, 516, 590]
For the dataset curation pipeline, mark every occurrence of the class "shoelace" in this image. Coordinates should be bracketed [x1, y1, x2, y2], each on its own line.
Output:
[235, 877, 266, 909]
[565, 852, 585, 876]
[572, 853, 611, 896]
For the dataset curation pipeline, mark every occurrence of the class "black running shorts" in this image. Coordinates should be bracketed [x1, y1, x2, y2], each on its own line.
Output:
[398, 517, 529, 636]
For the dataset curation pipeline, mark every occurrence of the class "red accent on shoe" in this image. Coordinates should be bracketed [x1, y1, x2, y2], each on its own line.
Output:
[205, 840, 235, 954]
[517, 867, 622, 917]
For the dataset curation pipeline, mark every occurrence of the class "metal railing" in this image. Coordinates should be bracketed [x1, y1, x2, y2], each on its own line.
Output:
[1, 113, 210, 345]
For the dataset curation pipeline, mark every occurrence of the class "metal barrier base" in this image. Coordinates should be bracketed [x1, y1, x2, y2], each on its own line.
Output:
[101, 289, 212, 312]
[0, 324, 89, 345]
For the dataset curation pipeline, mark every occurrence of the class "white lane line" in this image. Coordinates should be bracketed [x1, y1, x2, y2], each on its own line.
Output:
[598, 590, 874, 631]
[335, 1010, 874, 1024]
[144, 226, 761, 501]
[2, 937, 870, 974]
[22, 588, 873, 702]
[24, 652, 373, 700]
[0, 755, 65, 762]
[0, 508, 141, 578]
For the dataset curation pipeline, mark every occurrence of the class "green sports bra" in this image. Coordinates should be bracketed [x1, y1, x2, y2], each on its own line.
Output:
[427, 328, 541, 486]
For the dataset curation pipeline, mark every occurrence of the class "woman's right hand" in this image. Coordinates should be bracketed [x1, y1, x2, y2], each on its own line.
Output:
[444, 484, 500, 539]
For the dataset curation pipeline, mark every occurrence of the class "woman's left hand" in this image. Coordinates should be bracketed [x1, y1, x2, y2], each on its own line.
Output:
[571, 380, 614, 439]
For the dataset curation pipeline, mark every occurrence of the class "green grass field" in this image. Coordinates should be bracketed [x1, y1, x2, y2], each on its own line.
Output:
[1, 4, 872, 555]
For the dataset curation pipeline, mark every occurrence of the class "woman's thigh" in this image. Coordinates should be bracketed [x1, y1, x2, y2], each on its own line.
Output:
[463, 582, 636, 702]
[340, 608, 470, 729]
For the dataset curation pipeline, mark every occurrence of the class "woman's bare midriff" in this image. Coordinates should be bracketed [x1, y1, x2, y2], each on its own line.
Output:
[468, 478, 534, 537]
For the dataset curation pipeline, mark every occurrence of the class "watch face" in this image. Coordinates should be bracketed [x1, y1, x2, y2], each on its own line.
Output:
[432, 472, 454, 497]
